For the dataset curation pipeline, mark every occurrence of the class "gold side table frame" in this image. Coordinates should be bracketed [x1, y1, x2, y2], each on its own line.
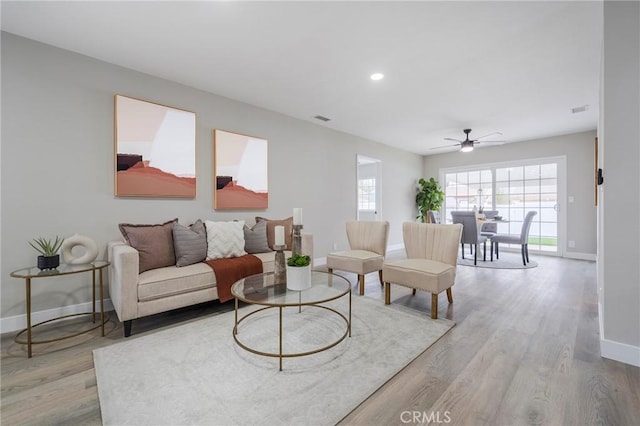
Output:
[10, 261, 110, 358]
[231, 271, 351, 371]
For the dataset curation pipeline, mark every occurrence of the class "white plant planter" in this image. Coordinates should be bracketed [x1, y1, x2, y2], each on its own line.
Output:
[286, 265, 311, 291]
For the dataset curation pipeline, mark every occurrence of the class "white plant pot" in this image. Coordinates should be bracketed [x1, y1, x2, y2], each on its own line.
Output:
[286, 265, 311, 291]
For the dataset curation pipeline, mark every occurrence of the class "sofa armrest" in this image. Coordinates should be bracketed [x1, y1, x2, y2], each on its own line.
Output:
[301, 233, 314, 268]
[108, 240, 140, 322]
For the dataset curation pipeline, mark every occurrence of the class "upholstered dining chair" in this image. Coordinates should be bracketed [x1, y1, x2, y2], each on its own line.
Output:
[451, 211, 488, 265]
[480, 210, 499, 238]
[491, 211, 537, 266]
[382, 222, 462, 319]
[327, 220, 390, 295]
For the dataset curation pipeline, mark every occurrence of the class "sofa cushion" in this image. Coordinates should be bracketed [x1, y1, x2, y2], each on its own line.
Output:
[119, 218, 178, 273]
[138, 263, 215, 302]
[205, 220, 247, 260]
[243, 220, 272, 254]
[255, 216, 293, 250]
[173, 219, 207, 267]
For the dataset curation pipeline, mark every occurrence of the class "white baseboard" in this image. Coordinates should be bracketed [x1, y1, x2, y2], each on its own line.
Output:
[601, 338, 640, 367]
[1, 299, 114, 334]
[564, 251, 597, 261]
[387, 243, 404, 253]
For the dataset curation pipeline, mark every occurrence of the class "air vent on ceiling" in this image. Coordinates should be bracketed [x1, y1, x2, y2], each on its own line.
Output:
[314, 115, 331, 122]
[571, 105, 589, 114]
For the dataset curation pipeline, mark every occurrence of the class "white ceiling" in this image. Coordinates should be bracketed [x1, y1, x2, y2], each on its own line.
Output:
[1, 1, 603, 155]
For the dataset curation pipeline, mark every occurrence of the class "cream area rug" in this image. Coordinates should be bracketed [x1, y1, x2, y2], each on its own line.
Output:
[94, 296, 454, 426]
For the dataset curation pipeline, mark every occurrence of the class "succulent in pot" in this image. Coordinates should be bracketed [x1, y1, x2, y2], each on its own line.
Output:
[286, 254, 311, 267]
[286, 254, 311, 291]
[29, 236, 63, 270]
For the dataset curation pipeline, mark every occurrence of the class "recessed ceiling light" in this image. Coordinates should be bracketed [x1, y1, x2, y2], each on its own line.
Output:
[370, 73, 384, 81]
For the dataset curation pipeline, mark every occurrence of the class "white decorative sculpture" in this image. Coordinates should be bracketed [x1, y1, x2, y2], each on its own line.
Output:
[61, 234, 99, 265]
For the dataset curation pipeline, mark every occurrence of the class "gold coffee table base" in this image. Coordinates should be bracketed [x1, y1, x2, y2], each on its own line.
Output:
[233, 303, 350, 371]
[231, 271, 352, 371]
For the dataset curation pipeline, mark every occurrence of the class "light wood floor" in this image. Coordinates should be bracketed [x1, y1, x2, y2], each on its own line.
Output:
[2, 252, 639, 425]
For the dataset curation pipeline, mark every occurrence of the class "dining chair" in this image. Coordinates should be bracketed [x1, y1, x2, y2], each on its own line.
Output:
[427, 210, 441, 224]
[480, 210, 499, 237]
[382, 222, 462, 319]
[326, 220, 390, 295]
[451, 211, 488, 265]
[491, 211, 537, 265]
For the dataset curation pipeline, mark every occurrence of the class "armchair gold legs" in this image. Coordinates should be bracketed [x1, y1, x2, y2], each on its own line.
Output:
[358, 275, 365, 295]
[384, 282, 454, 320]
[328, 268, 383, 296]
[327, 268, 363, 294]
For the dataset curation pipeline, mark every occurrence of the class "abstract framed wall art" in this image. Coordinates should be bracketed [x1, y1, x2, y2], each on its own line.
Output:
[213, 129, 268, 209]
[115, 95, 196, 197]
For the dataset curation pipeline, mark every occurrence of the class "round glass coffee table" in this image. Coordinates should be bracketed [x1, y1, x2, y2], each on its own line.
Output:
[231, 271, 351, 371]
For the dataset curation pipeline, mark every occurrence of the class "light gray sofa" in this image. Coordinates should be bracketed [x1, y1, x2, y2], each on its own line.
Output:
[107, 234, 313, 337]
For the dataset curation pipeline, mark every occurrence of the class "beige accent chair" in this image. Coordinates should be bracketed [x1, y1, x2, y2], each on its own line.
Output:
[382, 222, 463, 319]
[326, 221, 390, 295]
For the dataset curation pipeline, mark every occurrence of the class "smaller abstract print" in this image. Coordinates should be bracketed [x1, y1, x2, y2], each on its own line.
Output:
[214, 129, 268, 210]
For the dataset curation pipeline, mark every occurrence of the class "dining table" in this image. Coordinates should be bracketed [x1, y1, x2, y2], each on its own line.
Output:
[474, 217, 509, 261]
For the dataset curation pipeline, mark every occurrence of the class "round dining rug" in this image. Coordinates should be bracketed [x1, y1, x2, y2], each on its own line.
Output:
[458, 251, 538, 269]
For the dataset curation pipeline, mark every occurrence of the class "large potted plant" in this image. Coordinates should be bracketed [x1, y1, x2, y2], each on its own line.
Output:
[416, 177, 445, 223]
[286, 253, 311, 291]
[29, 236, 64, 270]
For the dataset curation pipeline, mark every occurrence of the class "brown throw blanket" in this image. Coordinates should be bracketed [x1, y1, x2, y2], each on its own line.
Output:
[204, 254, 263, 303]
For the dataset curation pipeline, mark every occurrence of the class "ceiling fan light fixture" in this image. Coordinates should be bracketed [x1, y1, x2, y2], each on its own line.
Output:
[460, 141, 474, 152]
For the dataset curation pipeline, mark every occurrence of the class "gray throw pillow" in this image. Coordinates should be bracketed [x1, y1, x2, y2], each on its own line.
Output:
[243, 220, 272, 254]
[173, 219, 207, 267]
[119, 218, 178, 273]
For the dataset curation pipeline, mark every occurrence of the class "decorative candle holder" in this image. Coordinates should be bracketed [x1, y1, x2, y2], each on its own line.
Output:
[273, 244, 286, 284]
[292, 224, 303, 257]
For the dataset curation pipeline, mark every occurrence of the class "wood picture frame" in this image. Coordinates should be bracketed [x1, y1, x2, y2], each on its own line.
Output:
[213, 129, 268, 210]
[115, 95, 196, 197]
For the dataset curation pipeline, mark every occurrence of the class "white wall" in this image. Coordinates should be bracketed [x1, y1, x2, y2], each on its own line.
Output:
[422, 131, 597, 257]
[0, 33, 422, 320]
[599, 1, 640, 366]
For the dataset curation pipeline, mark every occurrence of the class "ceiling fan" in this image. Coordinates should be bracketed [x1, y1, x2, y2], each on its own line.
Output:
[431, 129, 505, 153]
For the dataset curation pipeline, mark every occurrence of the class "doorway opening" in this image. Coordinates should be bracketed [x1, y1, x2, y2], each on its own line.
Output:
[356, 155, 381, 221]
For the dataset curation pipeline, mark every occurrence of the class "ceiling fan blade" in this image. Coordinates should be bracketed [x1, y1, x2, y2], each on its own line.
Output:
[474, 131, 503, 140]
[475, 140, 505, 145]
[430, 143, 461, 150]
[444, 137, 463, 142]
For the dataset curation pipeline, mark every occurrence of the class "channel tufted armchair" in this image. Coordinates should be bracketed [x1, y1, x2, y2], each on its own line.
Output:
[327, 220, 390, 295]
[382, 222, 462, 319]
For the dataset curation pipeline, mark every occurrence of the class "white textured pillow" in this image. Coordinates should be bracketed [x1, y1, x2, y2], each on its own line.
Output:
[205, 220, 247, 260]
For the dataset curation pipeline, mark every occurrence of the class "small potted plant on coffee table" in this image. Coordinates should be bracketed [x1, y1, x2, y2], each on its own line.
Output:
[29, 236, 63, 270]
[286, 253, 311, 291]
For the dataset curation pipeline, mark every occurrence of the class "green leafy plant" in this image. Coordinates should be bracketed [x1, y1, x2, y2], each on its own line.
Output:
[29, 236, 63, 257]
[416, 177, 445, 223]
[287, 253, 311, 267]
